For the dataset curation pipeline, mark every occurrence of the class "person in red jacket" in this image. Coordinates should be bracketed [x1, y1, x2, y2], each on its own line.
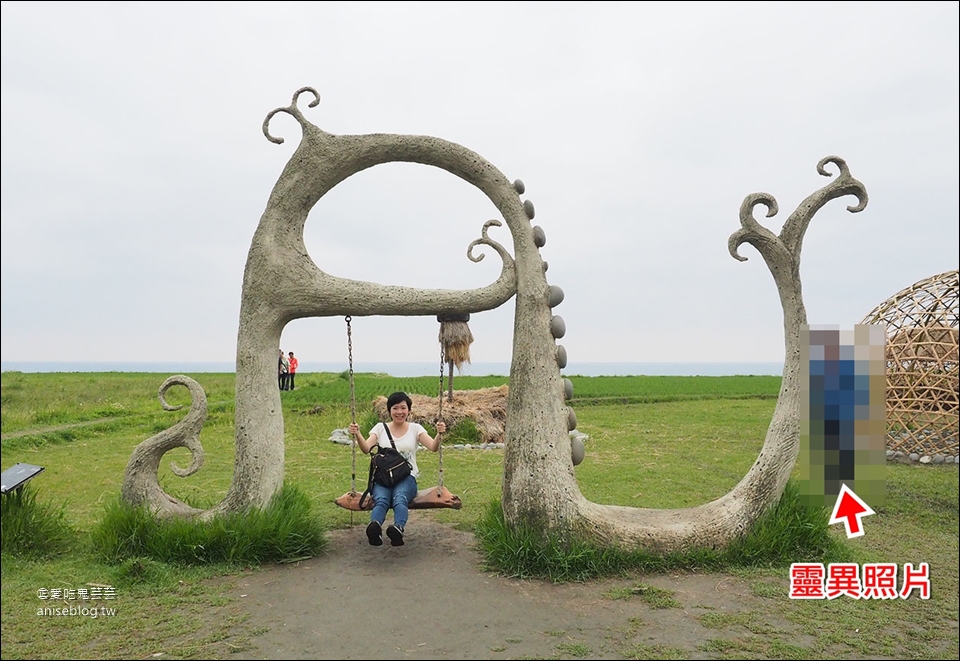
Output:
[286, 351, 299, 390]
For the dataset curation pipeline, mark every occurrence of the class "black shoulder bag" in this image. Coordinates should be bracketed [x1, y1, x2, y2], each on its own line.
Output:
[359, 423, 413, 508]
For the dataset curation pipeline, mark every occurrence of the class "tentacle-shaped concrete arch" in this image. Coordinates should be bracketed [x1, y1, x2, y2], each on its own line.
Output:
[124, 87, 522, 517]
[559, 156, 868, 552]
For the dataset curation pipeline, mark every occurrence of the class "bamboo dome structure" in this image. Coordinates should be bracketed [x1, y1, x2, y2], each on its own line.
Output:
[860, 269, 959, 459]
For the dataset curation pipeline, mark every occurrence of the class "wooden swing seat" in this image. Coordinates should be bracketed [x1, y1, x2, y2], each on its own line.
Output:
[335, 485, 462, 511]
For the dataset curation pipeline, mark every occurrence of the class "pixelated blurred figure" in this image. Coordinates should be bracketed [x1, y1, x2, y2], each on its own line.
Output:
[799, 324, 886, 508]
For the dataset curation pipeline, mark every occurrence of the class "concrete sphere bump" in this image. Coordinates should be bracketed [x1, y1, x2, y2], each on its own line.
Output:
[548, 285, 564, 307]
[571, 436, 586, 466]
[550, 315, 566, 339]
[533, 225, 546, 248]
[523, 199, 536, 219]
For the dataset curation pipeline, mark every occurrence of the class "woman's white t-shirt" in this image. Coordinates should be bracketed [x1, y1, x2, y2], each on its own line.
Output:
[373, 422, 425, 479]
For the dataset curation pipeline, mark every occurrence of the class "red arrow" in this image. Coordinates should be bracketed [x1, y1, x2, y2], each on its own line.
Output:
[829, 484, 875, 538]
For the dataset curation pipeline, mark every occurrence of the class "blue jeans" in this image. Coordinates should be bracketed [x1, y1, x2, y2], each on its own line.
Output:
[370, 475, 418, 529]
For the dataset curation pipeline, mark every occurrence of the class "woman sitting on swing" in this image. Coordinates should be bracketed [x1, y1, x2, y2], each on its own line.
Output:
[348, 391, 446, 547]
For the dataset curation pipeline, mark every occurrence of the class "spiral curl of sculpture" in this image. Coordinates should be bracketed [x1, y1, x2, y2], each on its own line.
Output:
[122, 88, 869, 556]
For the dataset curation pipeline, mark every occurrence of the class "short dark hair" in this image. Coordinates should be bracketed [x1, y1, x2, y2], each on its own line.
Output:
[386, 391, 412, 410]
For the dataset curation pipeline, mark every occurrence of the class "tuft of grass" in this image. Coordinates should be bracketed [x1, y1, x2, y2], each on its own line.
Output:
[721, 479, 853, 568]
[476, 498, 714, 582]
[111, 555, 182, 585]
[555, 641, 591, 657]
[447, 416, 483, 445]
[697, 636, 814, 659]
[0, 484, 76, 557]
[697, 610, 766, 633]
[476, 479, 848, 581]
[621, 643, 689, 660]
[630, 583, 683, 609]
[90, 483, 327, 566]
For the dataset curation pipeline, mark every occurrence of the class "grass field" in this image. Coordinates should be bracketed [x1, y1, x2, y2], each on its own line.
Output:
[1, 371, 957, 660]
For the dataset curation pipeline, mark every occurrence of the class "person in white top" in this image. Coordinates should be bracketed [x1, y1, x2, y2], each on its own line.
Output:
[349, 391, 446, 546]
[278, 349, 289, 390]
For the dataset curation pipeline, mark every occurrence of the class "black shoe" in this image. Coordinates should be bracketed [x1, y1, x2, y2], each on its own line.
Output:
[386, 524, 404, 546]
[366, 521, 383, 546]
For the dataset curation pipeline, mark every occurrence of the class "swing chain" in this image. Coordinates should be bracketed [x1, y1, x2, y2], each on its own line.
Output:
[436, 344, 445, 489]
[345, 316, 356, 424]
[345, 316, 357, 494]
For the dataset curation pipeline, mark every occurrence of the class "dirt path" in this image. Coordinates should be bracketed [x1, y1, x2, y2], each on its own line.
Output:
[218, 514, 798, 660]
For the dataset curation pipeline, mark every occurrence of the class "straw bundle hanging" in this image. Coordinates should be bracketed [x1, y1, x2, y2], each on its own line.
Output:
[438, 313, 474, 370]
[438, 313, 474, 401]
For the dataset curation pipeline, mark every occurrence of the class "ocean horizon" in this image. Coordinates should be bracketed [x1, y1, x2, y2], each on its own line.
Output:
[0, 361, 784, 377]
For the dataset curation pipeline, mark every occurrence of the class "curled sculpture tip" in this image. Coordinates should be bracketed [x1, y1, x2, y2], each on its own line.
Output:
[728, 193, 780, 263]
[843, 180, 869, 214]
[292, 86, 321, 108]
[159, 379, 185, 411]
[467, 219, 512, 265]
[158, 374, 207, 414]
[262, 86, 322, 145]
[816, 155, 849, 178]
[728, 229, 750, 262]
[846, 194, 868, 214]
[262, 109, 287, 145]
[740, 192, 779, 223]
[816, 154, 868, 213]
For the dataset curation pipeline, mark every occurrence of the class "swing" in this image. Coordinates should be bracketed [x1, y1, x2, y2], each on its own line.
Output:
[334, 316, 463, 511]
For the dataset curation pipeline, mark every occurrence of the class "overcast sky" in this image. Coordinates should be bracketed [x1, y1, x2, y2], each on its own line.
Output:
[2, 1, 957, 370]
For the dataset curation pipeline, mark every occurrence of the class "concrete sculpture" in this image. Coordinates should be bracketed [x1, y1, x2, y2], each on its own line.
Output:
[123, 88, 868, 553]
